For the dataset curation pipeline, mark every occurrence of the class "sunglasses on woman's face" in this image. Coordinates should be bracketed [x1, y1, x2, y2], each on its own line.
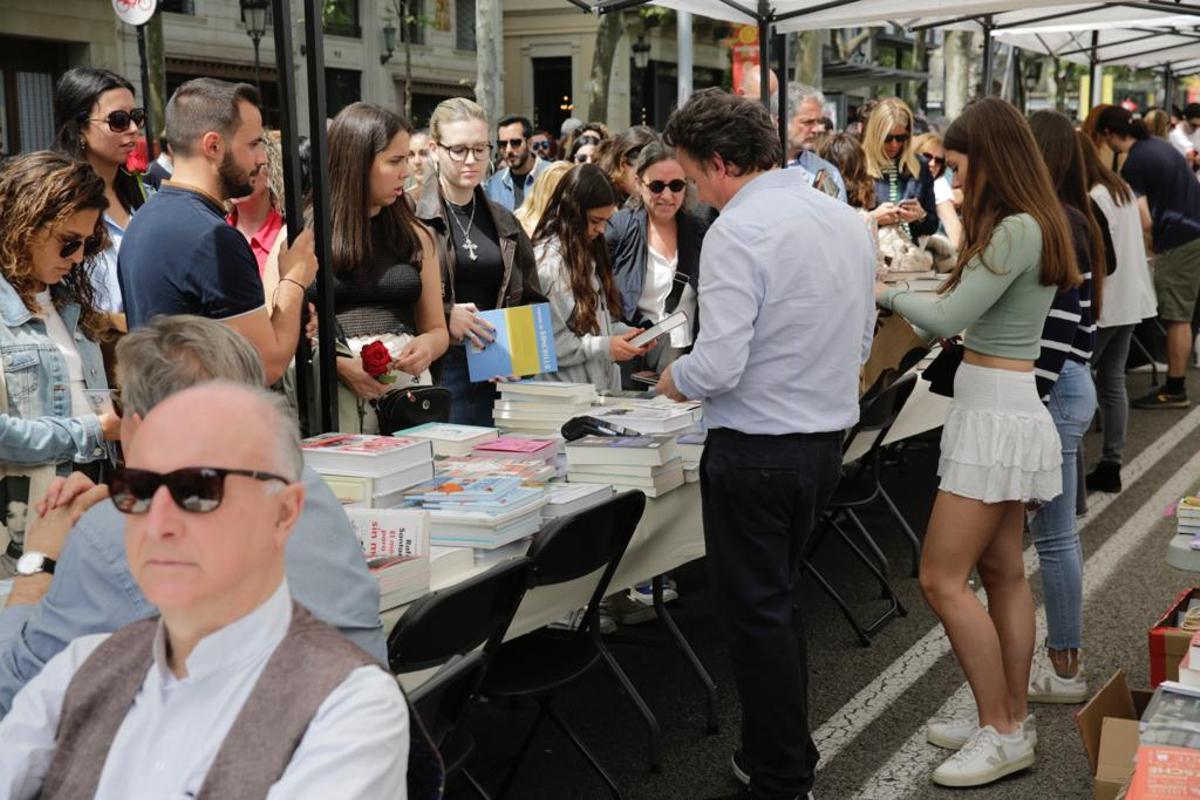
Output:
[926, 155, 945, 165]
[578, 134, 602, 146]
[574, 153, 591, 164]
[624, 147, 643, 166]
[884, 133, 910, 145]
[84, 108, 146, 133]
[645, 179, 687, 195]
[109, 466, 291, 515]
[57, 233, 103, 260]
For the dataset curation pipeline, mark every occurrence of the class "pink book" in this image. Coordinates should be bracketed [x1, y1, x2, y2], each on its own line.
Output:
[472, 437, 557, 461]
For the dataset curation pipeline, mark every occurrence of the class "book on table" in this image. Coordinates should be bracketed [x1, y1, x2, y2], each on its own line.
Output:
[429, 545, 475, 582]
[400, 475, 548, 548]
[319, 461, 436, 508]
[302, 433, 433, 476]
[471, 436, 558, 463]
[497, 380, 598, 403]
[435, 456, 556, 484]
[564, 435, 680, 468]
[393, 422, 499, 457]
[466, 303, 558, 382]
[677, 432, 706, 465]
[542, 482, 614, 519]
[588, 406, 696, 435]
[568, 459, 685, 498]
[346, 508, 431, 608]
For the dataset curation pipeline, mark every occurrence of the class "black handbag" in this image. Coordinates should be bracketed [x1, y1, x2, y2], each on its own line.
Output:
[371, 386, 452, 435]
[921, 340, 964, 398]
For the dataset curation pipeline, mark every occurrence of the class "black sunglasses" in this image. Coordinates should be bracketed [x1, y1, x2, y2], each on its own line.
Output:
[109, 466, 291, 514]
[578, 134, 602, 146]
[497, 137, 525, 150]
[530, 140, 552, 151]
[926, 155, 945, 165]
[645, 179, 687, 195]
[58, 233, 103, 260]
[884, 133, 911, 145]
[84, 108, 146, 133]
[624, 146, 644, 166]
[574, 153, 591, 164]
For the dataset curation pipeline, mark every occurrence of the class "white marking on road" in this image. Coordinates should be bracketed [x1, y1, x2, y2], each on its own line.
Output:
[811, 405, 1200, 768]
[847, 430, 1200, 798]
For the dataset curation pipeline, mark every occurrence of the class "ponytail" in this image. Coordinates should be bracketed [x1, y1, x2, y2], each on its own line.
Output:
[1095, 106, 1149, 141]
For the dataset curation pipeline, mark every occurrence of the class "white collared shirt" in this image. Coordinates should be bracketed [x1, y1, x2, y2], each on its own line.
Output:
[0, 580, 409, 800]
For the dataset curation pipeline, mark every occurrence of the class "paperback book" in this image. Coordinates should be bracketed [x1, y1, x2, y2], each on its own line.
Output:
[467, 303, 557, 382]
[302, 433, 433, 477]
[564, 435, 680, 468]
[394, 422, 499, 457]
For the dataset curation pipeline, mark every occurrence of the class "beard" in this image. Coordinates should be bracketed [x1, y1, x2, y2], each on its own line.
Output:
[218, 151, 256, 200]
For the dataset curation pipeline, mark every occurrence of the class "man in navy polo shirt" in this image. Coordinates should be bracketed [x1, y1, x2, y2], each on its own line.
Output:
[118, 78, 317, 384]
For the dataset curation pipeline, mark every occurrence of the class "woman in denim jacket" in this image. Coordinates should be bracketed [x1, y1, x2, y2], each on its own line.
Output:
[0, 153, 119, 479]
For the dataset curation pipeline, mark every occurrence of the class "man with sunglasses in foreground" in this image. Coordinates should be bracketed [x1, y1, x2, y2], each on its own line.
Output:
[0, 378, 409, 797]
[0, 316, 386, 720]
[484, 114, 550, 211]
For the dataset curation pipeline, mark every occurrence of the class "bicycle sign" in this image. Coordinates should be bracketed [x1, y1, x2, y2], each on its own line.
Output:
[113, 0, 157, 26]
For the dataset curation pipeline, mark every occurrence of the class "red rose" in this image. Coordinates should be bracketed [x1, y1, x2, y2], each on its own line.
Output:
[360, 341, 392, 378]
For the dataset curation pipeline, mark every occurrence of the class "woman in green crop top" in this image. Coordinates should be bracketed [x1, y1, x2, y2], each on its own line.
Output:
[875, 98, 1082, 789]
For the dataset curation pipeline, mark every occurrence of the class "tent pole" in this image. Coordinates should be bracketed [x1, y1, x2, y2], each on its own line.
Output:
[981, 15, 994, 97]
[776, 28, 788, 163]
[678, 9, 694, 105]
[1164, 62, 1173, 111]
[302, 0, 338, 434]
[1089, 30, 1102, 107]
[758, 0, 772, 115]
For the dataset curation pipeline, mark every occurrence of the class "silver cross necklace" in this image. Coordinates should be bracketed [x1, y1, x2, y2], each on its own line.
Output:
[447, 197, 479, 261]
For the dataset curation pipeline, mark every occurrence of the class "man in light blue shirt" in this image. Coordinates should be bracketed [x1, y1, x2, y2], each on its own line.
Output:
[659, 88, 875, 800]
[785, 85, 847, 203]
[0, 316, 385, 715]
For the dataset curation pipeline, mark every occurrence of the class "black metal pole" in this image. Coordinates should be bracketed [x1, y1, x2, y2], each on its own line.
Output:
[758, 0, 771, 117]
[136, 24, 156, 160]
[252, 35, 263, 100]
[775, 29, 788, 164]
[270, 0, 316, 436]
[980, 16, 994, 97]
[302, 0, 337, 434]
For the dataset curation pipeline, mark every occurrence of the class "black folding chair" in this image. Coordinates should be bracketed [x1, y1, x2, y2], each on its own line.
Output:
[388, 557, 531, 799]
[803, 372, 918, 646]
[481, 490, 648, 800]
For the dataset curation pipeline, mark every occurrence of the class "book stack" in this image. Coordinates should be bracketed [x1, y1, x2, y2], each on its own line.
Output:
[401, 475, 547, 548]
[471, 435, 558, 464]
[301, 433, 434, 508]
[435, 455, 556, 484]
[395, 422, 499, 457]
[565, 435, 684, 498]
[588, 405, 697, 435]
[493, 381, 598, 435]
[346, 507, 431, 609]
[542, 482, 614, 520]
[677, 432, 705, 484]
[1140, 681, 1200, 750]
[1179, 497, 1200, 543]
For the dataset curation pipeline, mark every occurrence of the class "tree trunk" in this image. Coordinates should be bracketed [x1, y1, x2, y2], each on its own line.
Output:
[474, 0, 503, 122]
[403, 24, 413, 119]
[907, 28, 927, 112]
[586, 12, 623, 124]
[943, 31, 970, 119]
[795, 30, 822, 87]
[146, 11, 166, 149]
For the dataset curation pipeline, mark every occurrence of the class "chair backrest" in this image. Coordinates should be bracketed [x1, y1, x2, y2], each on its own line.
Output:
[857, 371, 918, 434]
[387, 556, 531, 674]
[897, 345, 930, 376]
[524, 490, 646, 634]
[410, 650, 488, 752]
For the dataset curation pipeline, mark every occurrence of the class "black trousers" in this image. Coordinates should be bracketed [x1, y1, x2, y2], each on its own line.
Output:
[700, 427, 843, 800]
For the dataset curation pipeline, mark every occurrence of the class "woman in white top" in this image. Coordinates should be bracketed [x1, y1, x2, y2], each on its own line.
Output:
[1077, 130, 1158, 493]
[53, 67, 149, 333]
[533, 164, 651, 392]
[0, 153, 121, 569]
[915, 132, 963, 249]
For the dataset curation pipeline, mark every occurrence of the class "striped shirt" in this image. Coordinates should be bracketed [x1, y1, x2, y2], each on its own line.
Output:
[1035, 205, 1096, 400]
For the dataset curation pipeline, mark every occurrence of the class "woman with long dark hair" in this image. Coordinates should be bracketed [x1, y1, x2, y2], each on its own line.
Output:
[0, 152, 121, 570]
[606, 140, 710, 379]
[53, 67, 148, 328]
[598, 125, 658, 201]
[1023, 110, 1105, 707]
[876, 98, 1080, 788]
[534, 164, 650, 392]
[1077, 130, 1158, 493]
[414, 98, 543, 427]
[325, 102, 448, 433]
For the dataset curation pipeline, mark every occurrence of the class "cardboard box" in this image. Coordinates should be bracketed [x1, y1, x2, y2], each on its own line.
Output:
[1127, 745, 1200, 798]
[1149, 588, 1200, 687]
[1077, 671, 1156, 800]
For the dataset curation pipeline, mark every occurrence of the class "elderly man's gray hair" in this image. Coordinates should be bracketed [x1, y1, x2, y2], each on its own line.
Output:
[788, 84, 826, 118]
[190, 381, 304, 481]
[115, 315, 266, 418]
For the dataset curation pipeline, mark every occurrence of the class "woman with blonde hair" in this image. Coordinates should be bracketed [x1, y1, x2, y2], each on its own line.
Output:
[414, 97, 544, 426]
[862, 97, 938, 239]
[514, 160, 571, 237]
[914, 131, 964, 248]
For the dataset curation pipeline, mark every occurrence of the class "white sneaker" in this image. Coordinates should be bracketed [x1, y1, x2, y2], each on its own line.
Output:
[1027, 654, 1088, 704]
[931, 725, 1035, 787]
[610, 583, 678, 626]
[927, 712, 1037, 751]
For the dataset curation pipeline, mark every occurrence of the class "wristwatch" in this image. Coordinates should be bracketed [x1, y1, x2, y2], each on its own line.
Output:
[16, 551, 56, 576]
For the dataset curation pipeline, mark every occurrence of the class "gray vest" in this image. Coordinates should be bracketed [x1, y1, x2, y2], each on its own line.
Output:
[41, 602, 377, 800]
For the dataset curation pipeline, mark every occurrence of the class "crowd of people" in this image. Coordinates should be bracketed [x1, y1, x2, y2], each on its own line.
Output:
[0, 57, 1193, 800]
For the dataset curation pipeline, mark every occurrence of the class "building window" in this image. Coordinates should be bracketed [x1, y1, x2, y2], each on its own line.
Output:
[324, 0, 361, 38]
[325, 68, 361, 117]
[397, 0, 425, 46]
[16, 71, 54, 152]
[160, 0, 195, 13]
[533, 57, 572, 135]
[456, 0, 476, 52]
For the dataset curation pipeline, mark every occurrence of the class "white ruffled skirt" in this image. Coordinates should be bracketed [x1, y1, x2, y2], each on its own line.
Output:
[938, 362, 1063, 504]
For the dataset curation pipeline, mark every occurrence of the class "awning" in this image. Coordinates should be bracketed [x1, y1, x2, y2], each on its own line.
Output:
[822, 60, 930, 90]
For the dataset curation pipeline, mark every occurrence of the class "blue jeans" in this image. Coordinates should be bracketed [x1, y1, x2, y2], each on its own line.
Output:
[439, 345, 497, 427]
[1029, 359, 1097, 651]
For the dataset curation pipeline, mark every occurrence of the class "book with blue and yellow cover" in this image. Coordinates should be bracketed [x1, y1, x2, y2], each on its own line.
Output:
[467, 303, 558, 382]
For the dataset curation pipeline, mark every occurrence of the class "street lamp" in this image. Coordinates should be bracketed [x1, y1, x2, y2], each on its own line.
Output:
[239, 0, 269, 98]
[381, 22, 398, 65]
[632, 35, 651, 71]
[1024, 63, 1041, 111]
